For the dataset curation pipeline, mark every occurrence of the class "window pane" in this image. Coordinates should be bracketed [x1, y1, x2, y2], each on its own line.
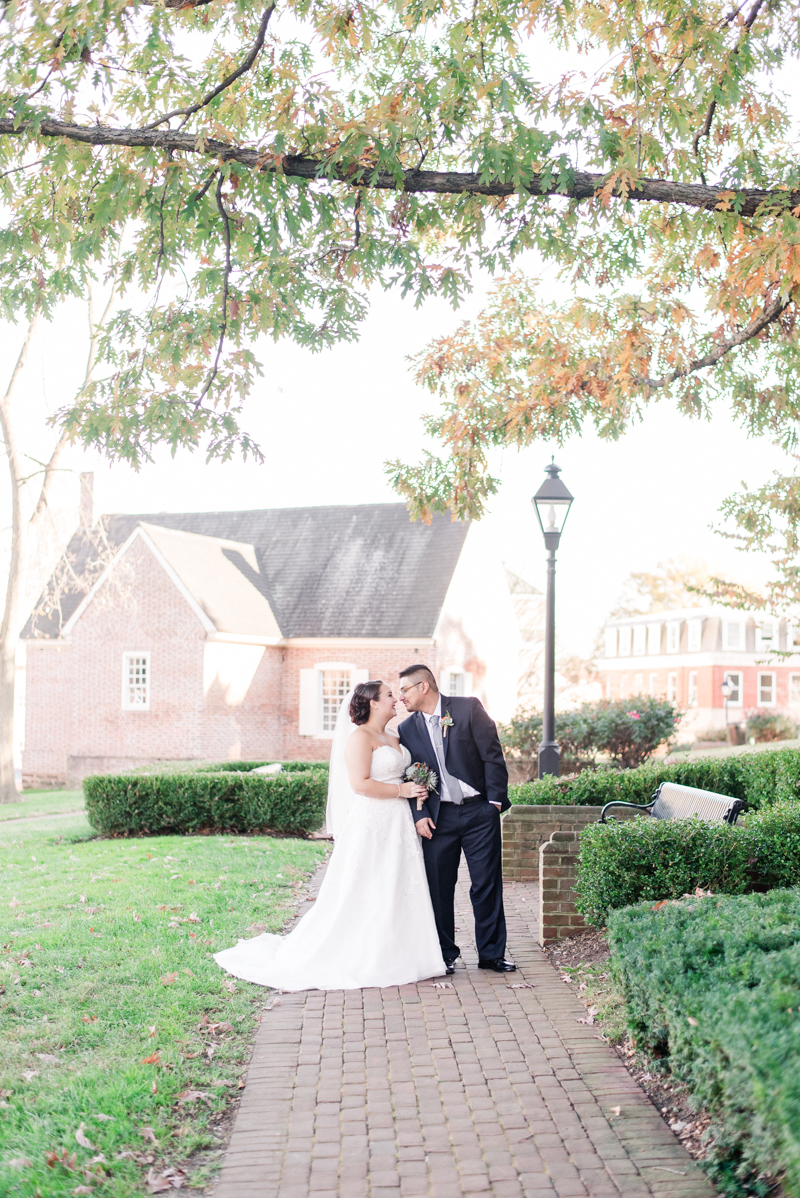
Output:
[758, 673, 774, 705]
[633, 625, 646, 656]
[604, 628, 617, 657]
[791, 674, 800, 704]
[321, 670, 351, 731]
[688, 671, 698, 707]
[124, 654, 149, 709]
[647, 624, 661, 655]
[449, 672, 465, 696]
[667, 672, 677, 702]
[725, 672, 741, 703]
[618, 627, 632, 656]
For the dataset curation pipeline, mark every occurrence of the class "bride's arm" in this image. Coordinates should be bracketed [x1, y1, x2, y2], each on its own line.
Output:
[345, 733, 427, 801]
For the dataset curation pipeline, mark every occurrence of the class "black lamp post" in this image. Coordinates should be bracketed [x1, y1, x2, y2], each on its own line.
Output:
[532, 460, 574, 778]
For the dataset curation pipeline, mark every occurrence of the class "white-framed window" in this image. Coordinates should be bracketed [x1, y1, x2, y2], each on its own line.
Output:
[632, 625, 647, 656]
[647, 623, 662, 656]
[666, 621, 681, 654]
[604, 627, 618, 658]
[667, 672, 677, 702]
[633, 673, 644, 693]
[758, 672, 776, 706]
[722, 619, 746, 651]
[755, 619, 777, 653]
[688, 619, 703, 653]
[122, 651, 150, 711]
[648, 672, 659, 695]
[790, 674, 800, 704]
[618, 626, 632, 657]
[787, 626, 800, 653]
[440, 667, 473, 697]
[298, 662, 369, 737]
[688, 670, 698, 708]
[723, 671, 743, 706]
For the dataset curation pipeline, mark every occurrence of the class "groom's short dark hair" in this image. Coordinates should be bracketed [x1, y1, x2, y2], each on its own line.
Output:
[399, 664, 438, 692]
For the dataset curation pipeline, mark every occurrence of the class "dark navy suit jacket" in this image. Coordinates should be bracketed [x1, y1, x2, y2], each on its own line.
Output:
[397, 694, 510, 827]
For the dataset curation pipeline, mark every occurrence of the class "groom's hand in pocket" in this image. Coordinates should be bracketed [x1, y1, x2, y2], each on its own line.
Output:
[416, 817, 436, 839]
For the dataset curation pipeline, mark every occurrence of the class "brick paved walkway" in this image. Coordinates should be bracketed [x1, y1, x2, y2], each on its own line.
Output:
[214, 865, 716, 1198]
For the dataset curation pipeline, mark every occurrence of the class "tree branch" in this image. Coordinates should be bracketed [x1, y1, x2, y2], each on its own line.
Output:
[692, 0, 767, 157]
[1, 116, 797, 217]
[143, 3, 276, 131]
[640, 290, 792, 390]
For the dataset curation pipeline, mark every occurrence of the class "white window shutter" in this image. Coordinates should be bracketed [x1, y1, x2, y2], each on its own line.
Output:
[462, 671, 473, 697]
[298, 668, 318, 736]
[439, 670, 449, 693]
[352, 669, 369, 687]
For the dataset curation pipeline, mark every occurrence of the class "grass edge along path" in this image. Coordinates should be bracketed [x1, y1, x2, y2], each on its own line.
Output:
[0, 814, 329, 1196]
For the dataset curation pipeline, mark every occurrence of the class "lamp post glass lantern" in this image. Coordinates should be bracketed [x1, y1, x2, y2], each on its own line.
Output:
[532, 461, 574, 778]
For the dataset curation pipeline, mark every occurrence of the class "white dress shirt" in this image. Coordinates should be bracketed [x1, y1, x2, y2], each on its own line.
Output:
[424, 696, 480, 801]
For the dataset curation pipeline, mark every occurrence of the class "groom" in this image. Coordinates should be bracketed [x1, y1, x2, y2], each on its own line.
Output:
[397, 664, 515, 975]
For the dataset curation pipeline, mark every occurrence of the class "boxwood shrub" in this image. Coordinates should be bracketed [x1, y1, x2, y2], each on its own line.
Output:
[510, 745, 800, 809]
[608, 888, 800, 1194]
[576, 801, 800, 924]
[83, 768, 329, 836]
[192, 760, 328, 774]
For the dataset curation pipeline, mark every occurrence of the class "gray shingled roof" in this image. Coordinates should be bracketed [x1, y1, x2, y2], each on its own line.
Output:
[24, 504, 470, 640]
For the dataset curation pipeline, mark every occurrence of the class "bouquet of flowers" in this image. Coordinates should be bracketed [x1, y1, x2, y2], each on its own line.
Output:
[405, 761, 439, 811]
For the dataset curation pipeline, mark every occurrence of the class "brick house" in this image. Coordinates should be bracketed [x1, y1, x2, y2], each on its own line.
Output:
[21, 503, 521, 788]
[598, 606, 800, 734]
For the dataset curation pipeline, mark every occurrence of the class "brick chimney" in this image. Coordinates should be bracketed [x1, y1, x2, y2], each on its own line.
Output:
[79, 472, 94, 529]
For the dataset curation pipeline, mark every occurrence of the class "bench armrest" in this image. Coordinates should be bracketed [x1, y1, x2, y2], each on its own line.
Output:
[599, 799, 655, 824]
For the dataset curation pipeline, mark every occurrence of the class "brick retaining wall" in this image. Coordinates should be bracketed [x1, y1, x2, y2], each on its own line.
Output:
[538, 830, 586, 946]
[501, 805, 602, 881]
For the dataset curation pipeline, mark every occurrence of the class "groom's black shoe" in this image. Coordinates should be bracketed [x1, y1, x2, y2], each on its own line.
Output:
[478, 957, 516, 973]
[444, 958, 458, 975]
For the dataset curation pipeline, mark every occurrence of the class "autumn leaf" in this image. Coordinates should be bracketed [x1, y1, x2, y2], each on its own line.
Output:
[140, 1127, 159, 1144]
[141, 1052, 161, 1065]
[159, 973, 179, 986]
[75, 1124, 95, 1149]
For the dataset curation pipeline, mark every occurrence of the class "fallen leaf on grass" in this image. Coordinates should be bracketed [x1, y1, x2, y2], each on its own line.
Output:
[160, 973, 179, 986]
[222, 979, 236, 992]
[21, 1070, 39, 1082]
[205, 1044, 216, 1061]
[5, 1158, 32, 1168]
[141, 1052, 161, 1065]
[148, 1025, 156, 1037]
[92, 1114, 115, 1122]
[8, 897, 21, 908]
[152, 1080, 158, 1095]
[81, 1015, 97, 1023]
[72, 1187, 94, 1194]
[75, 1124, 95, 1150]
[139, 1128, 159, 1144]
[85, 907, 102, 915]
[146, 1167, 176, 1193]
[79, 896, 87, 903]
[237, 1078, 246, 1090]
[47, 1149, 78, 1171]
[177, 1089, 212, 1107]
[187, 913, 200, 923]
[687, 1016, 699, 1027]
[36, 1053, 60, 1064]
[576, 1015, 594, 1025]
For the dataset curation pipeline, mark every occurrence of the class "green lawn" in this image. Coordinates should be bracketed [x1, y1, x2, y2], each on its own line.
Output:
[0, 813, 329, 1195]
[0, 791, 85, 821]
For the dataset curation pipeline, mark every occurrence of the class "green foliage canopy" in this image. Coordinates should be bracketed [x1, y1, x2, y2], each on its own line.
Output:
[1, 0, 798, 478]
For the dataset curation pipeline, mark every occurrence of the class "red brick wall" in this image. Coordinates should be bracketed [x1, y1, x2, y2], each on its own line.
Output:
[280, 647, 439, 761]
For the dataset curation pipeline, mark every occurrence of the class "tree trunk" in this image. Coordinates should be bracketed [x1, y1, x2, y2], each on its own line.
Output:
[0, 316, 37, 802]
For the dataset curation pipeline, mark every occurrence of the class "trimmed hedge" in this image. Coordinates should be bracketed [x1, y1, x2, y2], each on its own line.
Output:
[608, 888, 800, 1194]
[510, 745, 800, 809]
[576, 801, 800, 924]
[83, 768, 328, 836]
[192, 760, 328, 774]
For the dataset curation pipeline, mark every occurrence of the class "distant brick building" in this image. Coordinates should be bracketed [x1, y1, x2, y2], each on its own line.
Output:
[22, 504, 521, 788]
[598, 606, 800, 734]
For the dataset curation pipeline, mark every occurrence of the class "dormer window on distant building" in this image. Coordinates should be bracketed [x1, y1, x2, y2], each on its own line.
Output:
[666, 621, 681, 653]
[605, 627, 618, 657]
[755, 619, 777, 653]
[688, 618, 703, 653]
[632, 625, 646, 656]
[647, 623, 661, 655]
[722, 619, 746, 651]
[618, 626, 632, 656]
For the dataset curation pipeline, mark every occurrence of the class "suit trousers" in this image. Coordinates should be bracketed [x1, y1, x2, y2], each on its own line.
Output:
[421, 799, 506, 962]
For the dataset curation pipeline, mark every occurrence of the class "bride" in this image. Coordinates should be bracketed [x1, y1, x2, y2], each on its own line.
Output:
[213, 680, 447, 990]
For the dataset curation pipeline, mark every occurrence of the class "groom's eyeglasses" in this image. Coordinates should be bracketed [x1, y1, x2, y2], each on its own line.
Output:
[398, 682, 422, 697]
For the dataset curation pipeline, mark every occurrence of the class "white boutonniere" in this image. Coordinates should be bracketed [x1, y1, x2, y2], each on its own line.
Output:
[440, 711, 454, 738]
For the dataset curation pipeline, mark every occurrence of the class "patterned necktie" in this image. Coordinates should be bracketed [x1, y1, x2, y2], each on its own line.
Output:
[429, 714, 463, 805]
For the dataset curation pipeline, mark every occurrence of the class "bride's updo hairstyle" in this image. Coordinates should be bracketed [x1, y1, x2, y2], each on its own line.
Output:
[350, 680, 383, 725]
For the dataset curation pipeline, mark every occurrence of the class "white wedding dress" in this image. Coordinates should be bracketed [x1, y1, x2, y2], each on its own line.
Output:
[213, 743, 446, 990]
